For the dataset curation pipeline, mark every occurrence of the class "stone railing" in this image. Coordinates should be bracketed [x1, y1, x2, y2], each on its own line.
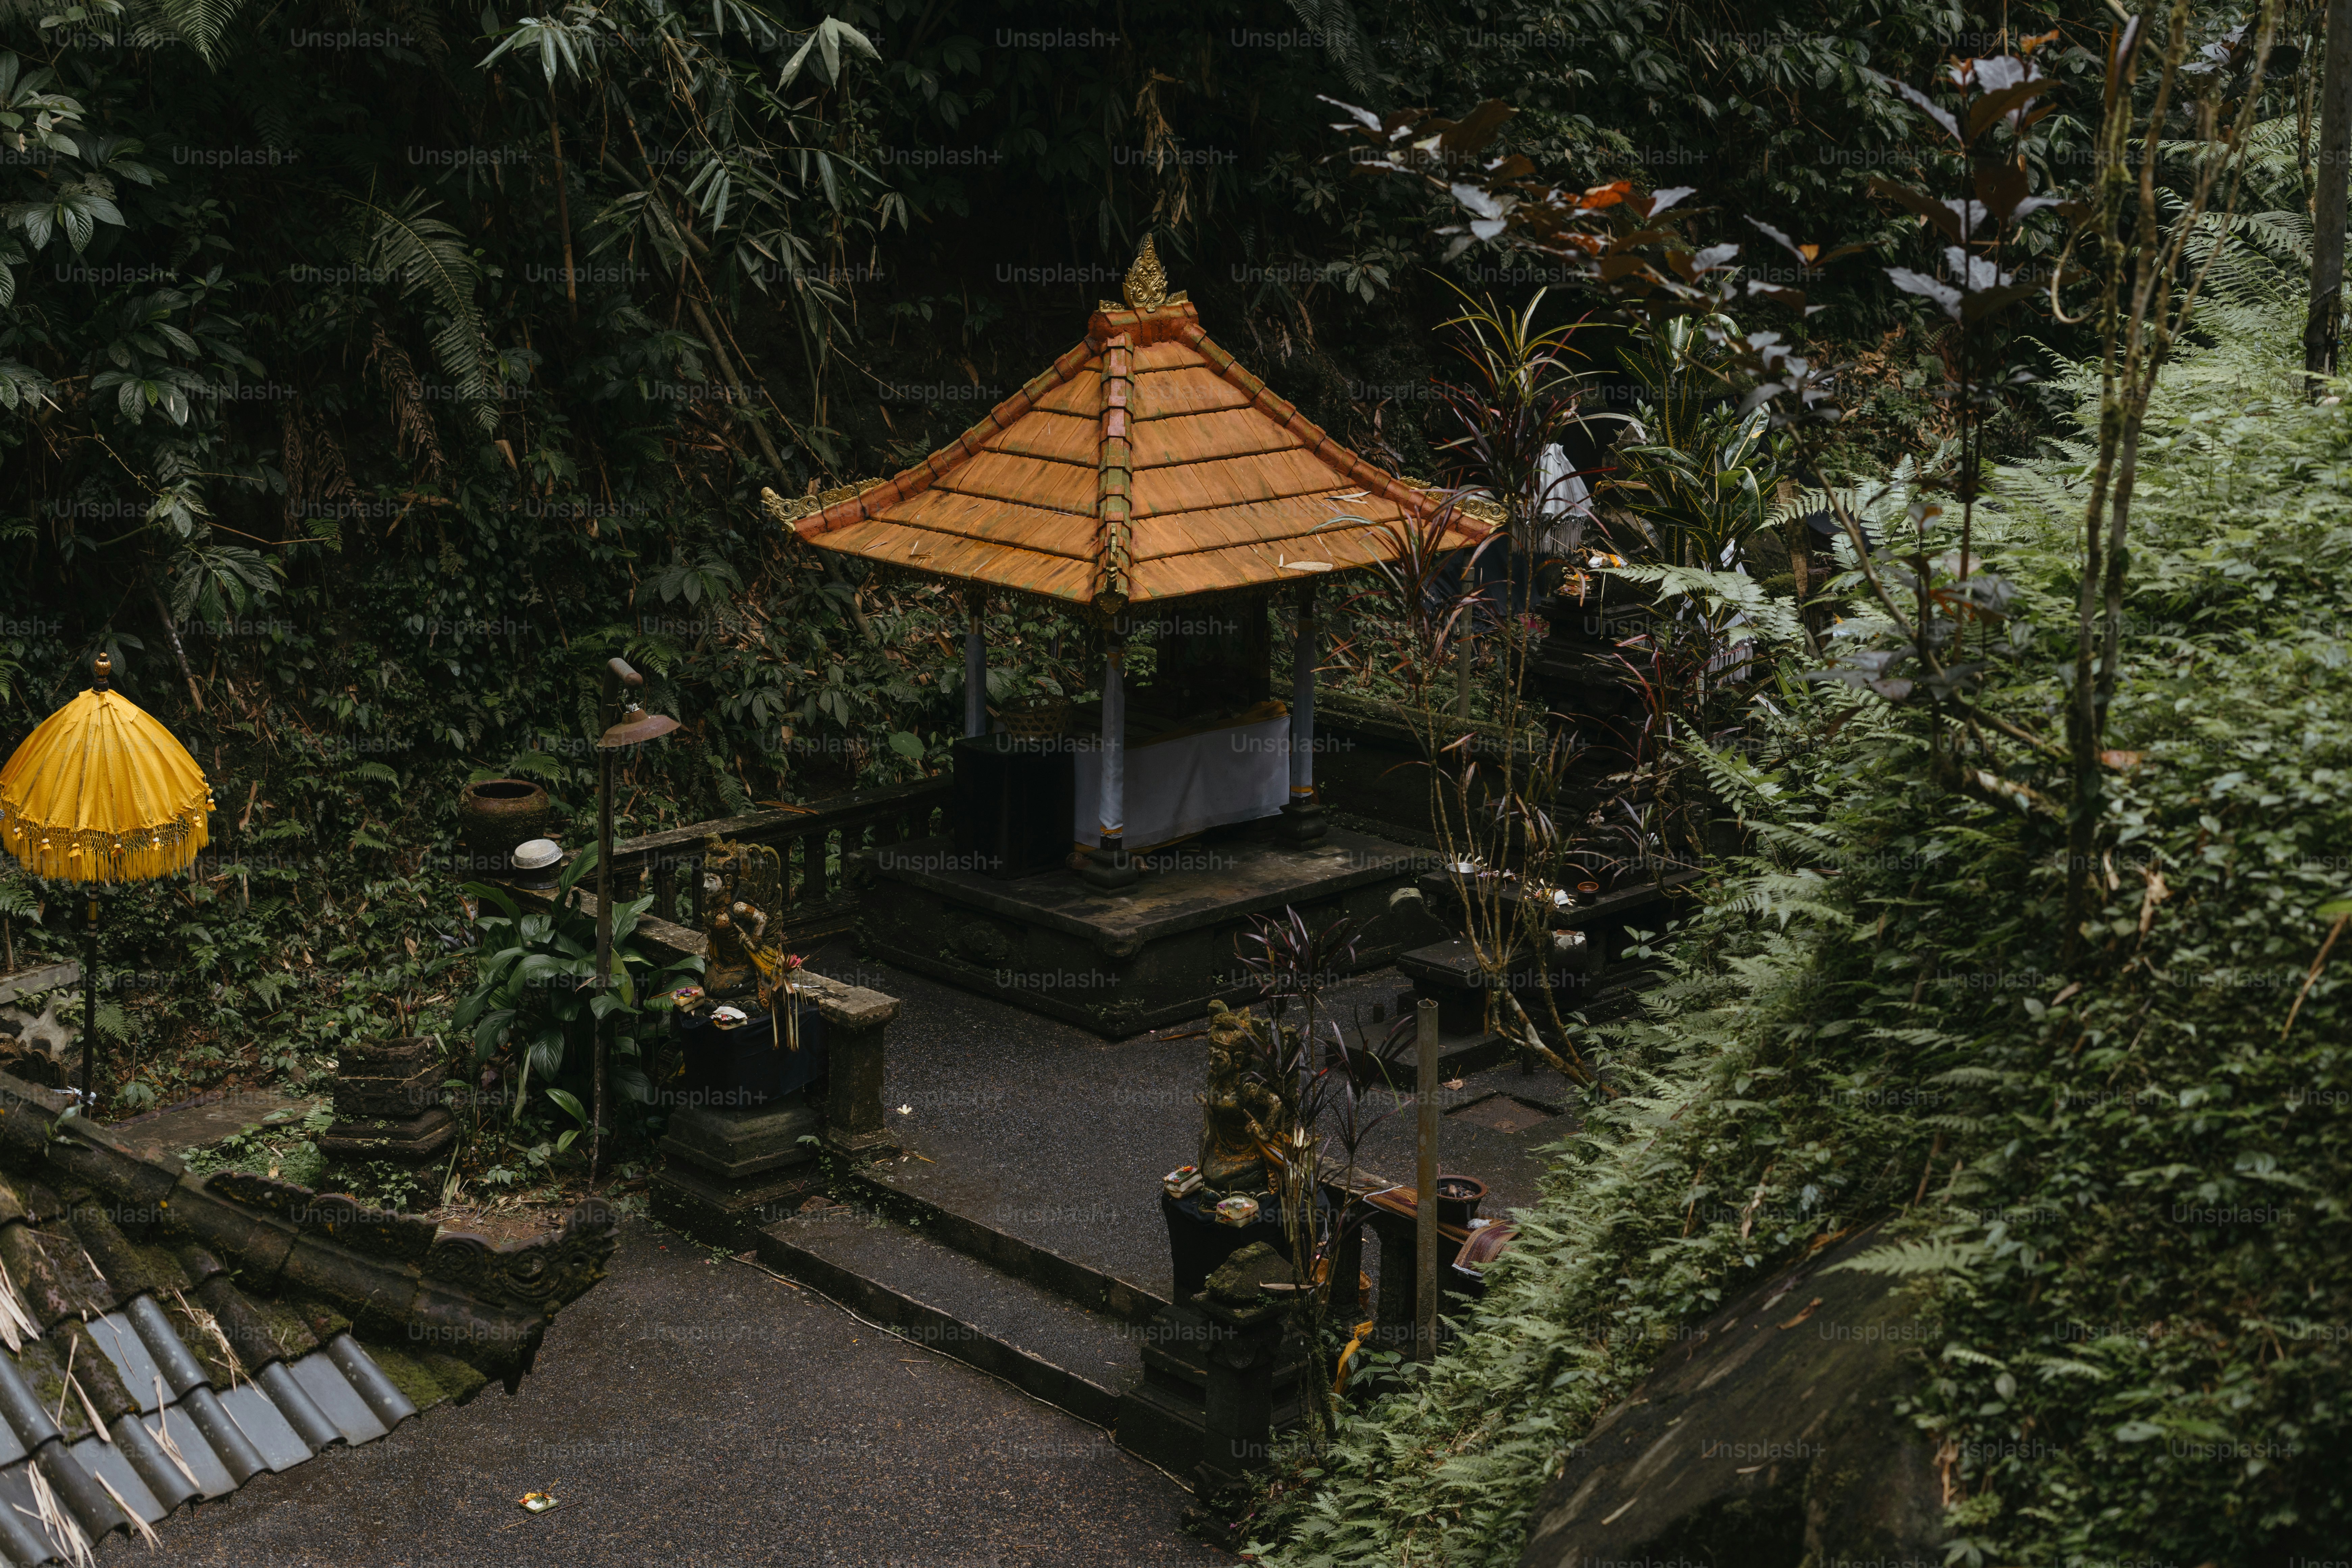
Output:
[578, 779, 952, 946]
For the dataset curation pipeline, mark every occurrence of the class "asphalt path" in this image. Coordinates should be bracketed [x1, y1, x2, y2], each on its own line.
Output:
[106, 1219, 1228, 1568]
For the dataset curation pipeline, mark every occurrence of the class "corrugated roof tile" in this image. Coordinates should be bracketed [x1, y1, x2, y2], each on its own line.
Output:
[216, 1380, 314, 1472]
[68, 1432, 163, 1524]
[286, 1353, 388, 1446]
[0, 1070, 613, 1533]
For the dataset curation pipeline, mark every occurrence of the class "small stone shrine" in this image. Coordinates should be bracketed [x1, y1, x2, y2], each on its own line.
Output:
[319, 1034, 457, 1170]
[1117, 1001, 1313, 1484]
[650, 834, 898, 1245]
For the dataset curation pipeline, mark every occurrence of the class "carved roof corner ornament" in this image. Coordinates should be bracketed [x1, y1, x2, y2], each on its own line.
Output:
[1123, 234, 1169, 313]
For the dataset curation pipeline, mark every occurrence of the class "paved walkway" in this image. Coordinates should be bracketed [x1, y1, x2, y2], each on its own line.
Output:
[844, 944, 1577, 1300]
[108, 1220, 1225, 1568]
[107, 1087, 321, 1160]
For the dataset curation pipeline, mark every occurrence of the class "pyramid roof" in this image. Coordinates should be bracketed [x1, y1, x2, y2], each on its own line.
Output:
[762, 242, 1492, 614]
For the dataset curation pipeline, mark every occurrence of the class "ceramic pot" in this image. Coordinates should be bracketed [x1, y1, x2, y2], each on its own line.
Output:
[1434, 1174, 1486, 1229]
[459, 779, 551, 865]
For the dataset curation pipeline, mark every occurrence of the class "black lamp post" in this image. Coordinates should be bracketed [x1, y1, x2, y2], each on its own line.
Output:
[592, 657, 678, 1184]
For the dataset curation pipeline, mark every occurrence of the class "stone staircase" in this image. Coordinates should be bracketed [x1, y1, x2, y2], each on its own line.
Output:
[754, 1158, 1354, 1486]
[757, 1202, 1145, 1429]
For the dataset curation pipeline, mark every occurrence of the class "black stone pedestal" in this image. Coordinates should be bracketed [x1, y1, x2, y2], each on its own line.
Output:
[647, 967, 899, 1244]
[1077, 842, 1141, 892]
[1396, 938, 1494, 1038]
[651, 1094, 826, 1249]
[1274, 798, 1327, 845]
[1160, 1189, 1299, 1302]
[1179, 1244, 1300, 1548]
[1119, 1202, 1320, 1483]
[953, 735, 1077, 879]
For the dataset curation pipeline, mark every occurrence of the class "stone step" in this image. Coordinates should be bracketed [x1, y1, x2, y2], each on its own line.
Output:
[758, 1206, 1143, 1428]
[851, 1160, 1172, 1326]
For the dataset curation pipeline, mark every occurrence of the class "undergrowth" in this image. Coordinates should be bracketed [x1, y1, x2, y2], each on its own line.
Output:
[1248, 236, 2352, 1567]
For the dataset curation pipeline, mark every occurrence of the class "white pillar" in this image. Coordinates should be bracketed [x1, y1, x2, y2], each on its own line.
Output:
[1077, 625, 1141, 889]
[1278, 582, 1326, 844]
[1099, 641, 1127, 847]
[963, 586, 988, 738]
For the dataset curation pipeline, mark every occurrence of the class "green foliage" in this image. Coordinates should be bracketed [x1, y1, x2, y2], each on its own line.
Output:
[180, 1104, 335, 1190]
[1609, 316, 1784, 570]
[453, 845, 696, 1134]
[1248, 229, 2352, 1568]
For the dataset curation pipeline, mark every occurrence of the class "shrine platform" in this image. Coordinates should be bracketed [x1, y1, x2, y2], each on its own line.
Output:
[847, 818, 1453, 1038]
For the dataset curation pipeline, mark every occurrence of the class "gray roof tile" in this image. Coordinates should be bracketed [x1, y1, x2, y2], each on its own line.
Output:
[0, 1072, 617, 1543]
[81, 1315, 161, 1414]
[104, 1414, 198, 1516]
[324, 1332, 416, 1427]
[254, 1359, 342, 1453]
[65, 1433, 163, 1525]
[215, 1382, 312, 1473]
[284, 1354, 386, 1446]
[134, 1406, 234, 1501]
[0, 1462, 63, 1565]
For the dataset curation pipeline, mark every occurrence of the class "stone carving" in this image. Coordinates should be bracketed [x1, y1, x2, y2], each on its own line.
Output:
[1197, 1002, 1282, 1196]
[1123, 233, 1170, 313]
[700, 834, 786, 1004]
[420, 1198, 617, 1314]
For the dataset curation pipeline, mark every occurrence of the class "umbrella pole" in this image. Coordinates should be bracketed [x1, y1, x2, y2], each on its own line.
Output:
[79, 894, 98, 1107]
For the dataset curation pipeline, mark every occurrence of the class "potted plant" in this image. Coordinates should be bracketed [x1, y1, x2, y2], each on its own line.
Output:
[1217, 909, 1415, 1435]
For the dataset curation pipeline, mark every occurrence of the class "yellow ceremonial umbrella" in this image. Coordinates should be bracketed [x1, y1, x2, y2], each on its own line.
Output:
[0, 654, 214, 1100]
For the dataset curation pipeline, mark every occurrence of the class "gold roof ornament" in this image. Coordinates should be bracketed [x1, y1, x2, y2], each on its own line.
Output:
[1122, 235, 1169, 313]
[762, 477, 889, 527]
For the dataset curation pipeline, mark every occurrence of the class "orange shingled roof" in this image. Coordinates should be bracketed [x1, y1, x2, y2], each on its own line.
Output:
[761, 240, 1493, 614]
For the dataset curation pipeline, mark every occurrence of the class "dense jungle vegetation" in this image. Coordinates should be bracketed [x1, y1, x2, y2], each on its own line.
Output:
[1, 5, 2347, 1560]
[1250, 265, 2352, 1568]
[0, 0, 2122, 1129]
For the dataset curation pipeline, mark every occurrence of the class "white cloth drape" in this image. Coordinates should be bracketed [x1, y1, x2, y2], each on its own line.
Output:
[1071, 712, 1290, 851]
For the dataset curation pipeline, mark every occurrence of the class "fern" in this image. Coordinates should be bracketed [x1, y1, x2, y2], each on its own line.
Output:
[1280, 0, 1378, 95]
[350, 190, 497, 432]
[128, 0, 249, 65]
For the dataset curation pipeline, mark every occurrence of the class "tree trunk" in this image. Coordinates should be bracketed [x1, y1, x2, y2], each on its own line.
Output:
[2306, 0, 2352, 379]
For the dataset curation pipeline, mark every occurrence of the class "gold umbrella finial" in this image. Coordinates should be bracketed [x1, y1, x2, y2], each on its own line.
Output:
[1122, 234, 1169, 313]
[91, 652, 111, 691]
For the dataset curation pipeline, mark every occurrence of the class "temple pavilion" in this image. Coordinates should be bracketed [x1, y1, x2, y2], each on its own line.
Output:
[762, 238, 1492, 892]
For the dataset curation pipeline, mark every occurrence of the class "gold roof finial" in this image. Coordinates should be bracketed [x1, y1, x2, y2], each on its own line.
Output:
[1122, 234, 1169, 313]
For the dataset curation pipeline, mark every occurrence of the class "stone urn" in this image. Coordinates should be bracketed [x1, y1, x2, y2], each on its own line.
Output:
[458, 778, 550, 874]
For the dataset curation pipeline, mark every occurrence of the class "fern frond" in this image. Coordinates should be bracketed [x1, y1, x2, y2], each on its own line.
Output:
[1828, 1237, 1987, 1277]
[351, 190, 496, 432]
[128, 0, 251, 65]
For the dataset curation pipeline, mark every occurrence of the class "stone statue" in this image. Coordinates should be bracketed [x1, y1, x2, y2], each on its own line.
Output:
[1198, 1001, 1283, 1195]
[699, 835, 785, 1004]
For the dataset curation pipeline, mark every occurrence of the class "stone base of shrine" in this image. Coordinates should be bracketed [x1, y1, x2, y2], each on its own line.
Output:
[848, 820, 1449, 1038]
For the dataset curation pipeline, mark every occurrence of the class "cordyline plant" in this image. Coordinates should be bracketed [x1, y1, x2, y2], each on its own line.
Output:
[1336, 313, 1617, 1093]
[1225, 908, 1412, 1435]
[1330, 276, 1781, 1084]
[1323, 0, 2286, 964]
